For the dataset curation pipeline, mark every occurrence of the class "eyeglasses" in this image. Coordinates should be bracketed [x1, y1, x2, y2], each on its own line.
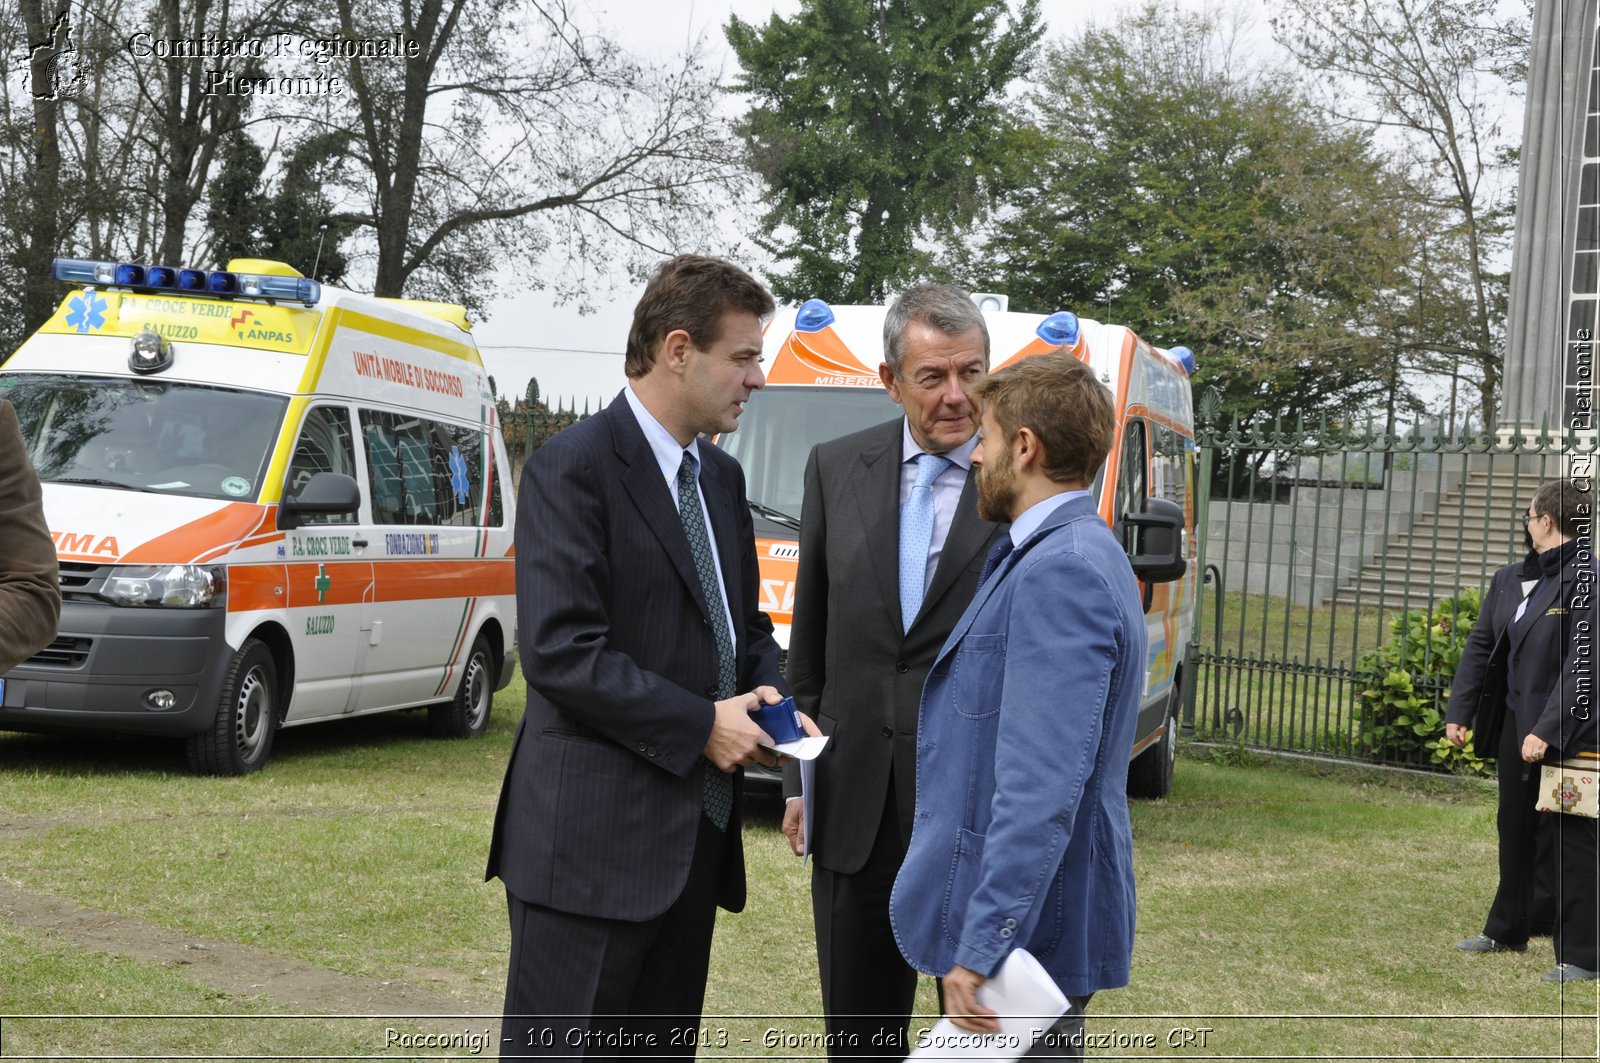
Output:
[1521, 511, 1545, 526]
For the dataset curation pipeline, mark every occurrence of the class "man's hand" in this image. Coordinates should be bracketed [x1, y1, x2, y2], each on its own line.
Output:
[782, 798, 805, 856]
[704, 690, 779, 772]
[1445, 722, 1468, 748]
[1522, 733, 1550, 763]
[943, 965, 998, 1034]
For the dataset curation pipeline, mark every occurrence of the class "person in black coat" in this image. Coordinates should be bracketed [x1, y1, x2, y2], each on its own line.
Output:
[1444, 536, 1554, 953]
[1450, 480, 1598, 981]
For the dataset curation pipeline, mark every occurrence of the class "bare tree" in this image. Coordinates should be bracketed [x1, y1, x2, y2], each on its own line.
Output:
[321, 0, 746, 312]
[1273, 0, 1524, 426]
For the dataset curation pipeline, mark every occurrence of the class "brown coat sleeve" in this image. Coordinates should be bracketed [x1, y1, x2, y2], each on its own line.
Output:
[0, 399, 59, 672]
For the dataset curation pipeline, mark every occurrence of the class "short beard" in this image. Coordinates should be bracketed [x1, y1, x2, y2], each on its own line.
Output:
[977, 452, 1016, 524]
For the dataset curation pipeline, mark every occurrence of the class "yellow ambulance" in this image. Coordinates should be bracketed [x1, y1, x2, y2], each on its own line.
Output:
[719, 297, 1197, 797]
[0, 258, 516, 774]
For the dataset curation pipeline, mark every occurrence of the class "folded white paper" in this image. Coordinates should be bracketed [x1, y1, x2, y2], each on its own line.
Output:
[762, 734, 830, 760]
[906, 949, 1070, 1061]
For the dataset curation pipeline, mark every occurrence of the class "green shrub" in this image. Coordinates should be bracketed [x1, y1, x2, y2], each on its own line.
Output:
[1354, 588, 1490, 776]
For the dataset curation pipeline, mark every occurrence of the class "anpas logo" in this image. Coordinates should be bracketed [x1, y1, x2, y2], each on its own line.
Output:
[231, 308, 294, 345]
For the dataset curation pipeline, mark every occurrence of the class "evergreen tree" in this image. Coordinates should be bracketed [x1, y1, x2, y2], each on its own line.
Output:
[727, 0, 1042, 304]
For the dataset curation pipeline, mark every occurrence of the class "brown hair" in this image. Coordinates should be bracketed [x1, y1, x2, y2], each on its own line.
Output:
[624, 255, 775, 378]
[1532, 479, 1594, 540]
[974, 352, 1114, 487]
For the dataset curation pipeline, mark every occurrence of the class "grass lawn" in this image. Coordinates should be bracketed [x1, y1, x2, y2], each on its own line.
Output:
[0, 671, 1595, 1060]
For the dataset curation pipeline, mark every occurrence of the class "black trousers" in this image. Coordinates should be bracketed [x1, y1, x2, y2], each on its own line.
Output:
[1551, 808, 1600, 971]
[501, 814, 726, 1062]
[813, 781, 920, 1059]
[1484, 723, 1556, 946]
[1019, 994, 1093, 1060]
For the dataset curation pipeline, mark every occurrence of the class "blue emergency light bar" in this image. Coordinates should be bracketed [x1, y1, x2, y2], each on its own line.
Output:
[53, 258, 321, 306]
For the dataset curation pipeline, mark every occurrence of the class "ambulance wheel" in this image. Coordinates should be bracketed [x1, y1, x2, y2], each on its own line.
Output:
[1127, 684, 1178, 800]
[187, 638, 277, 776]
[430, 636, 493, 739]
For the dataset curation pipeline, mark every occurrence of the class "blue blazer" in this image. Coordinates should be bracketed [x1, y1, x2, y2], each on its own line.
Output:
[486, 392, 785, 920]
[890, 495, 1145, 997]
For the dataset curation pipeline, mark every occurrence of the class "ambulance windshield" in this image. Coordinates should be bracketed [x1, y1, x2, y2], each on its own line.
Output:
[1, 374, 288, 503]
[717, 386, 901, 527]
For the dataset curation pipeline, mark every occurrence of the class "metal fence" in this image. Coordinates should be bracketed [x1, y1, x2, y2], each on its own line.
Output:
[1182, 386, 1587, 772]
[498, 397, 602, 479]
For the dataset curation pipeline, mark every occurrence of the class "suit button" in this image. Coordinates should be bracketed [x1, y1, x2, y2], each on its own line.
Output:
[882, 726, 894, 739]
[637, 741, 647, 752]
[999, 927, 1014, 939]
[1004, 917, 1017, 928]
[895, 661, 909, 673]
[707, 684, 719, 696]
[646, 746, 657, 757]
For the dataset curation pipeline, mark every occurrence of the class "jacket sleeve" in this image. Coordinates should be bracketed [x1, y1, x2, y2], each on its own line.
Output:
[0, 400, 60, 674]
[1446, 565, 1510, 729]
[783, 445, 828, 800]
[1531, 558, 1598, 753]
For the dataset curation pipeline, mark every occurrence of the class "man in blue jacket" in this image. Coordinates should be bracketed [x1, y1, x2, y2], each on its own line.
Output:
[891, 353, 1144, 1057]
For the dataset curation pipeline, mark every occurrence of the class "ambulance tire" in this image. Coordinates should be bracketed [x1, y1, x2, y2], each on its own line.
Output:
[1127, 682, 1178, 800]
[430, 635, 493, 739]
[187, 638, 278, 776]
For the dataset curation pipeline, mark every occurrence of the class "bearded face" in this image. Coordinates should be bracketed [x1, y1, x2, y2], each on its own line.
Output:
[977, 430, 1018, 524]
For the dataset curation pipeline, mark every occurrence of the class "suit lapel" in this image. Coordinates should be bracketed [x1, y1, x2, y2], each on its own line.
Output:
[610, 398, 713, 622]
[919, 466, 994, 625]
[851, 420, 906, 633]
[932, 497, 1094, 669]
[1508, 567, 1561, 653]
[699, 448, 745, 641]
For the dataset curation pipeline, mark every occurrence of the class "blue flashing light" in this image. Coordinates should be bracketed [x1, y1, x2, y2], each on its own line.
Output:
[1169, 345, 1196, 375]
[794, 298, 836, 333]
[50, 257, 320, 306]
[1036, 311, 1080, 348]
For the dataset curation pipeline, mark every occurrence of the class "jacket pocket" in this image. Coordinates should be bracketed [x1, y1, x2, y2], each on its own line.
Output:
[942, 827, 986, 947]
[951, 633, 1005, 719]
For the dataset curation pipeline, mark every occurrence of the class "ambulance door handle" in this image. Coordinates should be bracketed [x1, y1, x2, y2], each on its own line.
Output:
[351, 538, 369, 548]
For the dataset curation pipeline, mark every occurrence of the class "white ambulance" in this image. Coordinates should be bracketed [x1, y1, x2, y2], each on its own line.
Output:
[0, 258, 517, 774]
[719, 297, 1197, 798]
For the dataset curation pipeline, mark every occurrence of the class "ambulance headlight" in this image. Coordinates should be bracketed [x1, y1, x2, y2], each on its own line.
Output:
[100, 565, 226, 608]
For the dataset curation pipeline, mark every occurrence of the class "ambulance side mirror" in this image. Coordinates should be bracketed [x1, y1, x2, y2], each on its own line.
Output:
[1123, 497, 1186, 585]
[279, 472, 361, 529]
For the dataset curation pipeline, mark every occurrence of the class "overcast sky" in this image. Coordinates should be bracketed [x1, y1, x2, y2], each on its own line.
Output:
[472, 0, 1192, 403]
[469, 0, 1512, 406]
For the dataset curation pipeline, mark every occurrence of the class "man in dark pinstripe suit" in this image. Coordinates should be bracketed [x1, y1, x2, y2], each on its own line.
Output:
[488, 256, 796, 1059]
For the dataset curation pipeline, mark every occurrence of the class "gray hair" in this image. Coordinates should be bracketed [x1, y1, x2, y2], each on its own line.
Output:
[882, 283, 991, 376]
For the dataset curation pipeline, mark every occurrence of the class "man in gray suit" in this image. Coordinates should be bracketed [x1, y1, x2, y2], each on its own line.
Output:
[781, 284, 1006, 1057]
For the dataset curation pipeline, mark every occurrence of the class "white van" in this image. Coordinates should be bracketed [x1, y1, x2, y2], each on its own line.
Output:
[720, 298, 1197, 797]
[0, 258, 516, 774]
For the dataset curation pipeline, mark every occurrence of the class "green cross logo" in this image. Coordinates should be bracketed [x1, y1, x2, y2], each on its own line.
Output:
[314, 564, 332, 603]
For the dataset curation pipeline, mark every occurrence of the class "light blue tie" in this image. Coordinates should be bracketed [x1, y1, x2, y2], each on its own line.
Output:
[899, 453, 950, 632]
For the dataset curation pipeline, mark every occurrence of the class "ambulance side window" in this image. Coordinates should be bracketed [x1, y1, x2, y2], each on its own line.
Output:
[287, 406, 358, 526]
[358, 410, 487, 526]
[1116, 419, 1147, 522]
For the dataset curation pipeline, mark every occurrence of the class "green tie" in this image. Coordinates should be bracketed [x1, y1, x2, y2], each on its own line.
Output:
[678, 451, 735, 830]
